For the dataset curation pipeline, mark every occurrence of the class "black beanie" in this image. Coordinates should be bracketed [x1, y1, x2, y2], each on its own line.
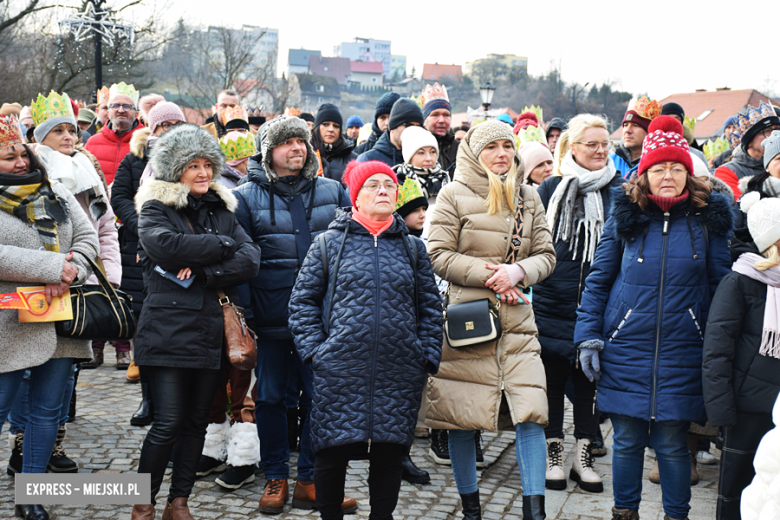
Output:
[661, 102, 685, 120]
[396, 195, 428, 219]
[375, 92, 401, 120]
[315, 103, 343, 128]
[388, 98, 424, 131]
[298, 113, 315, 123]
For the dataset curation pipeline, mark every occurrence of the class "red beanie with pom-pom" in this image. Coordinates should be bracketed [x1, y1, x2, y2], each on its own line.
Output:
[637, 115, 693, 176]
[513, 111, 540, 135]
[69, 99, 79, 118]
[342, 160, 399, 207]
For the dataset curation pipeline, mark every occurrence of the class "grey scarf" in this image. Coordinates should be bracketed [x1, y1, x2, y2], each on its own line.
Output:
[546, 152, 616, 263]
[763, 176, 780, 198]
[732, 253, 780, 360]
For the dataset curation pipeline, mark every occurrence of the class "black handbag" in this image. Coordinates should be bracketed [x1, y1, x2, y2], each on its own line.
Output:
[55, 253, 135, 341]
[443, 295, 501, 348]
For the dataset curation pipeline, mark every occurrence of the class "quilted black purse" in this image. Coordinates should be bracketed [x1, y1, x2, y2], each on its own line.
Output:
[55, 252, 135, 341]
[443, 295, 501, 348]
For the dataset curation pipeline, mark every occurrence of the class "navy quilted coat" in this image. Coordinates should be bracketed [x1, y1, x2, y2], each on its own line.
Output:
[574, 187, 733, 422]
[289, 209, 443, 453]
[233, 159, 350, 339]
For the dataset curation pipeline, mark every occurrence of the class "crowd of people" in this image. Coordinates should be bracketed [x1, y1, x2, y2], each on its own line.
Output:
[1, 81, 779, 520]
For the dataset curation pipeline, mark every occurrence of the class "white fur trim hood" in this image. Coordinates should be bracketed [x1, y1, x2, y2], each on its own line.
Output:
[134, 178, 238, 214]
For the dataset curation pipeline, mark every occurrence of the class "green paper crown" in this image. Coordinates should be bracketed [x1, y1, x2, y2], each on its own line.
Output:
[220, 132, 256, 162]
[395, 178, 425, 211]
[522, 105, 543, 123]
[703, 137, 730, 161]
[515, 125, 547, 146]
[30, 91, 75, 127]
[684, 116, 696, 132]
[109, 82, 139, 104]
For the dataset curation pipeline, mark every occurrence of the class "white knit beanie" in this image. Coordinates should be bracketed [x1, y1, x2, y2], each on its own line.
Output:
[401, 126, 438, 164]
[742, 192, 780, 252]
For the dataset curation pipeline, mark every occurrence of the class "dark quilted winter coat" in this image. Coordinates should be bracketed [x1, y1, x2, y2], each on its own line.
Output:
[533, 172, 624, 360]
[233, 157, 350, 339]
[703, 236, 780, 426]
[574, 187, 733, 422]
[289, 209, 443, 453]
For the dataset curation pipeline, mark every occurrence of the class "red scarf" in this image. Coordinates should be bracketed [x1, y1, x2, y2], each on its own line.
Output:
[352, 210, 393, 236]
[648, 189, 689, 212]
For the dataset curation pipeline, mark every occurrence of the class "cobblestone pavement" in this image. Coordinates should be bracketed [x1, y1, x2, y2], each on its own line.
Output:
[2, 350, 719, 519]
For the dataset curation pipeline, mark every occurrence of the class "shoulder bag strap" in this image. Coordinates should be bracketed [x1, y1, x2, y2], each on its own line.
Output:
[322, 222, 351, 335]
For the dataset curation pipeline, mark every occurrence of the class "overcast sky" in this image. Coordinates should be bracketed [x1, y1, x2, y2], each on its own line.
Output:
[160, 0, 778, 101]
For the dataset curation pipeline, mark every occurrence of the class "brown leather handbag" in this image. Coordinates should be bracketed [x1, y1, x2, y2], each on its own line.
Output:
[218, 289, 257, 370]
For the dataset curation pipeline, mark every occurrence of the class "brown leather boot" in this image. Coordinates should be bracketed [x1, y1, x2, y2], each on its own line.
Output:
[116, 350, 132, 369]
[131, 504, 155, 519]
[291, 479, 358, 513]
[612, 507, 640, 520]
[161, 497, 193, 520]
[80, 347, 103, 369]
[258, 478, 289, 514]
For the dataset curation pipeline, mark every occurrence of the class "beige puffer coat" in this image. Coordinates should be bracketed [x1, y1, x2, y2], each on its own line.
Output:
[425, 133, 556, 431]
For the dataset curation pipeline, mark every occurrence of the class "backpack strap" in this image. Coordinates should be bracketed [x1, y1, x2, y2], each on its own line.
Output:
[322, 221, 351, 335]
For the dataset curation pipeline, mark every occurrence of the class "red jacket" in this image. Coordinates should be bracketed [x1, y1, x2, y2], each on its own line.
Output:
[84, 122, 144, 185]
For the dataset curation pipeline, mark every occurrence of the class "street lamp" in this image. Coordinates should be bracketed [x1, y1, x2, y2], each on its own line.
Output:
[480, 82, 496, 117]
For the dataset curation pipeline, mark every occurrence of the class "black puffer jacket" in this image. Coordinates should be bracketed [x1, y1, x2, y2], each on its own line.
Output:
[356, 130, 403, 167]
[134, 180, 260, 369]
[233, 157, 350, 339]
[533, 172, 624, 360]
[312, 132, 357, 185]
[703, 236, 780, 426]
[289, 209, 443, 453]
[111, 128, 151, 315]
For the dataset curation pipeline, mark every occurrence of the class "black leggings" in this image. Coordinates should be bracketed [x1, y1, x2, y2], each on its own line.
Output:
[543, 353, 598, 440]
[138, 365, 225, 504]
[314, 442, 405, 520]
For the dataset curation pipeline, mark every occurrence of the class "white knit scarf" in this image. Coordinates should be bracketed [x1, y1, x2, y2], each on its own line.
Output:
[732, 253, 780, 360]
[546, 152, 615, 263]
[36, 145, 108, 220]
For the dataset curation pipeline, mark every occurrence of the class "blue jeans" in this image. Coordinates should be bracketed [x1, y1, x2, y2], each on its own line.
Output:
[611, 414, 691, 519]
[9, 364, 76, 432]
[255, 337, 314, 481]
[449, 422, 546, 496]
[0, 358, 75, 473]
[286, 349, 312, 409]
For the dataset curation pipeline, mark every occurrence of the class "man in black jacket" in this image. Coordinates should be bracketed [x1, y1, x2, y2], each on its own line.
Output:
[233, 115, 355, 515]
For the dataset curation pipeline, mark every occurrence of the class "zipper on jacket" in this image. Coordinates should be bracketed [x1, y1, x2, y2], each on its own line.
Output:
[609, 309, 633, 342]
[651, 212, 670, 421]
[368, 236, 381, 452]
[577, 260, 586, 307]
[374, 235, 378, 247]
[688, 308, 703, 340]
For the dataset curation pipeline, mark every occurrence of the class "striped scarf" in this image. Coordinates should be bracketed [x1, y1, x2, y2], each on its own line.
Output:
[0, 180, 67, 252]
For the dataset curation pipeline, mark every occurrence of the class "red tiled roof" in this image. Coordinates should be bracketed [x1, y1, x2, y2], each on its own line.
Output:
[351, 60, 383, 74]
[308, 56, 351, 85]
[422, 63, 462, 82]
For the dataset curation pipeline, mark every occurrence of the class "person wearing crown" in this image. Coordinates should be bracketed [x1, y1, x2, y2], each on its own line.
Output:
[218, 130, 256, 189]
[611, 96, 661, 179]
[0, 114, 100, 520]
[202, 90, 242, 140]
[421, 83, 459, 173]
[715, 101, 780, 199]
[84, 82, 144, 186]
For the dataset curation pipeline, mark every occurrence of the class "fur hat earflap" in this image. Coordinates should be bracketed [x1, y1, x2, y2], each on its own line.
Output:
[257, 115, 319, 181]
[149, 123, 226, 183]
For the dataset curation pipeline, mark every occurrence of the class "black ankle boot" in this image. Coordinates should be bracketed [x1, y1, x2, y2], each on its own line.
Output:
[130, 371, 153, 426]
[401, 447, 430, 484]
[14, 504, 49, 520]
[460, 491, 481, 520]
[7, 431, 23, 476]
[522, 495, 546, 520]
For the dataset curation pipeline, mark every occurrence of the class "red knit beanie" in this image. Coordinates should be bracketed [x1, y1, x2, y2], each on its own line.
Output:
[342, 160, 399, 207]
[622, 110, 651, 132]
[513, 111, 540, 135]
[637, 116, 693, 176]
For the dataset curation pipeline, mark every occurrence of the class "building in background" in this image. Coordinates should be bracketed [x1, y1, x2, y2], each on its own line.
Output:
[239, 25, 278, 77]
[464, 53, 527, 79]
[349, 60, 384, 89]
[288, 48, 321, 77]
[288, 74, 341, 113]
[334, 37, 392, 79]
[390, 55, 407, 81]
[308, 55, 351, 86]
[421, 63, 463, 82]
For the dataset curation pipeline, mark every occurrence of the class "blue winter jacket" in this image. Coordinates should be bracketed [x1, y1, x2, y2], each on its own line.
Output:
[610, 145, 638, 179]
[289, 209, 443, 453]
[574, 187, 733, 422]
[233, 157, 350, 339]
[356, 130, 403, 167]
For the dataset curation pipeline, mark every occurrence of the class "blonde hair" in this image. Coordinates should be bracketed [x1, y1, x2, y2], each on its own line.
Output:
[756, 244, 780, 270]
[479, 157, 517, 215]
[553, 114, 610, 176]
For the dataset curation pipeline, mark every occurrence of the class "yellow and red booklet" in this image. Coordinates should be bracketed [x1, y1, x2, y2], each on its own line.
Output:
[15, 287, 73, 322]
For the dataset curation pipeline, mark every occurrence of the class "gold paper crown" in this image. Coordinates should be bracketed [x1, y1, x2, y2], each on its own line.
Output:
[627, 96, 662, 121]
[220, 132, 256, 162]
[683, 116, 696, 132]
[395, 177, 426, 211]
[108, 82, 139, 104]
[30, 91, 75, 127]
[522, 105, 544, 123]
[515, 125, 547, 146]
[703, 137, 730, 161]
[96, 86, 110, 105]
[283, 107, 302, 117]
[0, 115, 24, 149]
[421, 83, 449, 106]
[224, 106, 248, 124]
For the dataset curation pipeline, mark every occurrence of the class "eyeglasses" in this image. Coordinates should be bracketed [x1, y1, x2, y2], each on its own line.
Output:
[109, 103, 135, 111]
[647, 167, 688, 178]
[574, 141, 611, 152]
[159, 121, 183, 130]
[362, 181, 398, 192]
[761, 126, 780, 139]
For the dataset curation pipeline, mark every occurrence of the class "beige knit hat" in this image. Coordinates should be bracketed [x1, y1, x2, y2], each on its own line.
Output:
[466, 119, 515, 158]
